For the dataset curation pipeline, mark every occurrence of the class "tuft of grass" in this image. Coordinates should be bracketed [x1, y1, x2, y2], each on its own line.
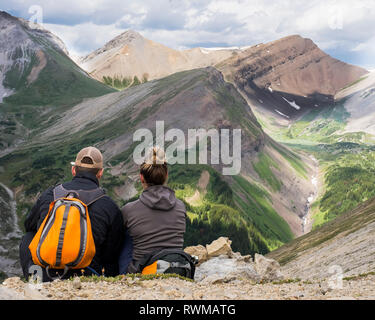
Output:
[71, 273, 193, 283]
[343, 271, 375, 281]
[271, 278, 301, 285]
[341, 75, 368, 91]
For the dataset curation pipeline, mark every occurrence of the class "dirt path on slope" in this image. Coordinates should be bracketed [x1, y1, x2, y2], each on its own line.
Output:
[186, 170, 210, 205]
[27, 50, 47, 84]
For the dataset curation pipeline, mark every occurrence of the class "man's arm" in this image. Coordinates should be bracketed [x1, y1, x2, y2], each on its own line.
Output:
[24, 187, 54, 233]
[102, 201, 125, 276]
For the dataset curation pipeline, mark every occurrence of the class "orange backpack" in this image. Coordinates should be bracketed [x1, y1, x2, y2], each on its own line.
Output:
[29, 185, 105, 279]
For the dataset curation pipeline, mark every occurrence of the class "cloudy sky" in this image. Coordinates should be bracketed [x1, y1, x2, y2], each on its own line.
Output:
[1, 0, 375, 68]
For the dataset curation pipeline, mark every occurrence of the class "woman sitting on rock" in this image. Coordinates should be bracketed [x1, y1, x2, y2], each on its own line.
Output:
[119, 147, 187, 274]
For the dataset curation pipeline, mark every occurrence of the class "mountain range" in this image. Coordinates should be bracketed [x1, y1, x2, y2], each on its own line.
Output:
[78, 29, 242, 87]
[0, 11, 374, 281]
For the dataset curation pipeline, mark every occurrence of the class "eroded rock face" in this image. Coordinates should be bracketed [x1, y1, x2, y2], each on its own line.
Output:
[206, 237, 233, 259]
[220, 35, 367, 99]
[218, 35, 368, 118]
[254, 253, 284, 282]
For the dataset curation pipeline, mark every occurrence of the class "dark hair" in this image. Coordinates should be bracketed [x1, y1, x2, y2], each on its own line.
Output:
[75, 156, 101, 175]
[140, 162, 168, 186]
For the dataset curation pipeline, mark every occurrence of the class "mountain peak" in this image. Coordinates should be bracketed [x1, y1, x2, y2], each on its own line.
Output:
[103, 29, 144, 51]
[267, 34, 315, 49]
[0, 11, 15, 19]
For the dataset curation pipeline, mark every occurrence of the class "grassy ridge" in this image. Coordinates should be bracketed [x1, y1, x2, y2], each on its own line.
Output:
[269, 140, 308, 179]
[232, 175, 293, 250]
[253, 152, 282, 191]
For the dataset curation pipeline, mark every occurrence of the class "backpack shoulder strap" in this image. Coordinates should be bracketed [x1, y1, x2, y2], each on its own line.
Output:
[76, 188, 106, 206]
[53, 184, 73, 201]
[53, 184, 106, 206]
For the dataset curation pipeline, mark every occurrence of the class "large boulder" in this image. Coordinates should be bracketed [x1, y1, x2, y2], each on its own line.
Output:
[254, 253, 284, 282]
[184, 245, 208, 264]
[206, 237, 232, 258]
[195, 255, 260, 284]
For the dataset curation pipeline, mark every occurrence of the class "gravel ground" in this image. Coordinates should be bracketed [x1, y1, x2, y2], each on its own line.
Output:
[2, 274, 375, 300]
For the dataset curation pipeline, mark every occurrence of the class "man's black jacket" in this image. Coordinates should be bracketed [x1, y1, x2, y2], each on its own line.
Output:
[24, 171, 125, 276]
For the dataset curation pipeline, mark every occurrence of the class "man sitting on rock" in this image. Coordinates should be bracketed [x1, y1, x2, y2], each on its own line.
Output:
[19, 147, 125, 281]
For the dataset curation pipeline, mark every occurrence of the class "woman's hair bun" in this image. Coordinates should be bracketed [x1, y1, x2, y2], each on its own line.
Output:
[144, 146, 167, 165]
[140, 146, 168, 186]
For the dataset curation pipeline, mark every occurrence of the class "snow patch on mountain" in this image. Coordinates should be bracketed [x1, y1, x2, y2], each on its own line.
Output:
[282, 97, 301, 110]
[275, 109, 290, 118]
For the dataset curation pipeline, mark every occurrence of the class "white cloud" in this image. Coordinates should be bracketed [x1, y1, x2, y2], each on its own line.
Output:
[2, 0, 374, 66]
[44, 22, 125, 57]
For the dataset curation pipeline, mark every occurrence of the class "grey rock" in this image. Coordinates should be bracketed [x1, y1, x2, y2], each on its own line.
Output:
[0, 286, 25, 300]
[23, 284, 46, 300]
[254, 253, 284, 281]
[72, 277, 82, 290]
[195, 256, 260, 283]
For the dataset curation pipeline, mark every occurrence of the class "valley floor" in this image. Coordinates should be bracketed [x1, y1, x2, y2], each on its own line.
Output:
[2, 274, 375, 300]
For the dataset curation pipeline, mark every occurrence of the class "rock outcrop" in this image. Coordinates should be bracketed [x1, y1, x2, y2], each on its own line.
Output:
[254, 254, 284, 282]
[184, 244, 208, 264]
[195, 256, 261, 284]
[186, 237, 283, 284]
[206, 237, 233, 258]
